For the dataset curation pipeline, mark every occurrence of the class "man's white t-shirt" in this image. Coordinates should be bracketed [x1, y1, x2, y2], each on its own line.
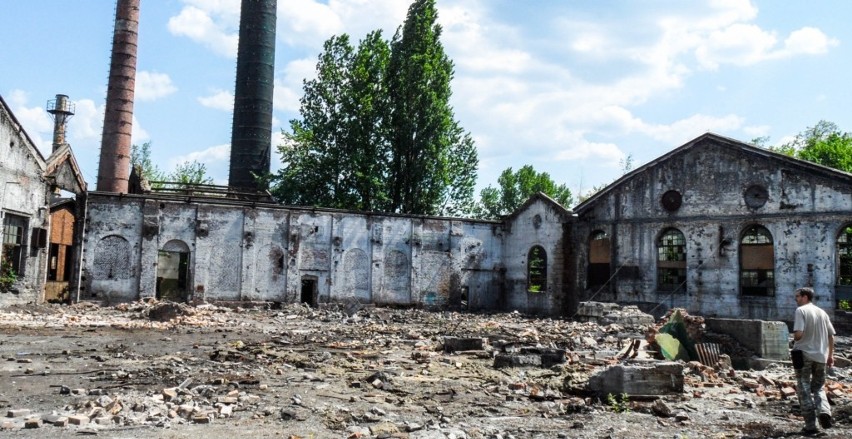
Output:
[793, 302, 836, 363]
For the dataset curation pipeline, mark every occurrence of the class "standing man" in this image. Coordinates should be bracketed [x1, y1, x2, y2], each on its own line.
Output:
[791, 287, 836, 434]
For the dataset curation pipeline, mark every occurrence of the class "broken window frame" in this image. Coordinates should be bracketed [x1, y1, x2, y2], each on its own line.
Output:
[837, 225, 852, 286]
[2, 213, 27, 276]
[527, 245, 547, 293]
[657, 228, 686, 292]
[739, 224, 775, 296]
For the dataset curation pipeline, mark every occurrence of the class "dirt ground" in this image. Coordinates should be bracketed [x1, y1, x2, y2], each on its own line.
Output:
[0, 301, 849, 439]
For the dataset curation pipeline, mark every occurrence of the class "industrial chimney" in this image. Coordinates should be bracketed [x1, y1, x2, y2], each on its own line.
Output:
[96, 0, 140, 193]
[228, 0, 277, 190]
[46, 94, 75, 153]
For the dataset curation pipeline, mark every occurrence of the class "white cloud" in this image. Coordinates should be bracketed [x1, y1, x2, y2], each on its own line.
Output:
[198, 89, 233, 111]
[167, 143, 230, 169]
[743, 124, 770, 138]
[168, 5, 238, 58]
[136, 71, 178, 101]
[277, 0, 408, 48]
[273, 58, 316, 113]
[639, 114, 745, 144]
[67, 99, 103, 144]
[277, 0, 343, 46]
[166, 143, 231, 184]
[782, 27, 838, 56]
[7, 90, 55, 155]
[162, 0, 839, 191]
[131, 115, 150, 145]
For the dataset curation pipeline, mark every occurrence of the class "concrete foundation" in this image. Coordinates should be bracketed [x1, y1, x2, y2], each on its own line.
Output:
[705, 318, 789, 360]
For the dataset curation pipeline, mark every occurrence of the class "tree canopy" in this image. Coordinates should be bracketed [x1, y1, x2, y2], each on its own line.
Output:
[767, 120, 852, 173]
[272, 0, 477, 216]
[475, 165, 572, 220]
[130, 142, 213, 188]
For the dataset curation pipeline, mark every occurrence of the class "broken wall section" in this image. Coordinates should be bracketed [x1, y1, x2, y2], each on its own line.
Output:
[81, 194, 518, 312]
[573, 137, 852, 322]
[503, 194, 574, 315]
[0, 98, 51, 305]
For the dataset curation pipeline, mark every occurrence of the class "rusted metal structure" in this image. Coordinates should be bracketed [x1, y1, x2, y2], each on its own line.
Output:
[228, 0, 277, 190]
[96, 0, 140, 193]
[46, 94, 75, 153]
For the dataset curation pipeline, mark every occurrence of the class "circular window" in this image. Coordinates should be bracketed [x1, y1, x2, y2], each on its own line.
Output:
[744, 184, 768, 209]
[532, 214, 542, 229]
[661, 190, 682, 212]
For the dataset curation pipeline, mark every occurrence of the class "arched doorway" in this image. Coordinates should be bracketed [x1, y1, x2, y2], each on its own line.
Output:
[657, 228, 686, 292]
[587, 230, 610, 290]
[157, 240, 190, 302]
[740, 225, 774, 296]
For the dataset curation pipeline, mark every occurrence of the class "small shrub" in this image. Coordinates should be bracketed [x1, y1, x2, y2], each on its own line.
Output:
[0, 259, 16, 293]
[607, 392, 630, 413]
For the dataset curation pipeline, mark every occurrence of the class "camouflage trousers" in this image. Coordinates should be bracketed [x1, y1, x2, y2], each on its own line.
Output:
[795, 356, 831, 421]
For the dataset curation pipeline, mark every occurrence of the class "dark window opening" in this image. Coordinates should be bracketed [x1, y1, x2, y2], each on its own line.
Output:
[461, 286, 469, 310]
[157, 250, 190, 302]
[837, 226, 852, 285]
[528, 246, 547, 293]
[2, 213, 27, 276]
[587, 230, 611, 289]
[48, 243, 60, 281]
[657, 228, 686, 292]
[740, 225, 774, 296]
[301, 277, 317, 306]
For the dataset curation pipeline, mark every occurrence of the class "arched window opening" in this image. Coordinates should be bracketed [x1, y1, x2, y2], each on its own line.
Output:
[587, 230, 611, 290]
[740, 225, 774, 296]
[528, 246, 547, 293]
[657, 228, 686, 292]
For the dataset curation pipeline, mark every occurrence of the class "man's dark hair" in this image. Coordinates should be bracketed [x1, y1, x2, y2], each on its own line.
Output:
[796, 287, 814, 301]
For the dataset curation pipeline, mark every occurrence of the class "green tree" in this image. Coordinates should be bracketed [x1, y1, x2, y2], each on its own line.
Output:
[474, 165, 573, 219]
[130, 142, 165, 183]
[766, 121, 852, 172]
[274, 32, 391, 210]
[130, 142, 212, 189]
[168, 161, 214, 186]
[385, 0, 478, 216]
[273, 0, 478, 216]
[275, 35, 357, 207]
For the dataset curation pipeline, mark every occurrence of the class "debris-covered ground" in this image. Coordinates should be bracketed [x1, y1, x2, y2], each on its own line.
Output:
[0, 300, 850, 438]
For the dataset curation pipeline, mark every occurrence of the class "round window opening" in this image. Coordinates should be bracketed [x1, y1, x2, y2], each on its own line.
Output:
[661, 190, 682, 212]
[744, 184, 768, 209]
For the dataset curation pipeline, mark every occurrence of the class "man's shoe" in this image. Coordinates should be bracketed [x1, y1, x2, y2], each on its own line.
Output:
[818, 412, 832, 429]
[801, 425, 819, 436]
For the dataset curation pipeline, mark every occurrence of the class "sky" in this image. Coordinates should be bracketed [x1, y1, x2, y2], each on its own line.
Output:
[2, 0, 851, 207]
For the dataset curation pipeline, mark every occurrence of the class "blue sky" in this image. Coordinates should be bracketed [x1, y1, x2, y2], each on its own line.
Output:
[1, 0, 849, 206]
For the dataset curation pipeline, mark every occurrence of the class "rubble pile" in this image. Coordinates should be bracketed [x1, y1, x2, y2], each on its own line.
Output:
[0, 301, 848, 438]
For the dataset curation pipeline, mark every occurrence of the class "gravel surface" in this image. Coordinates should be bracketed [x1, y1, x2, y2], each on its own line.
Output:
[0, 300, 849, 438]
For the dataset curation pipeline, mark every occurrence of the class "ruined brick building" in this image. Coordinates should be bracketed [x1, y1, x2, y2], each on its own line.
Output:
[0, 94, 86, 303]
[73, 132, 852, 325]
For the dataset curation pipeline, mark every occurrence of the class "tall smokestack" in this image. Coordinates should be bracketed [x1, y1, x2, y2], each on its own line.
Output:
[228, 0, 277, 190]
[96, 0, 140, 193]
[47, 94, 75, 153]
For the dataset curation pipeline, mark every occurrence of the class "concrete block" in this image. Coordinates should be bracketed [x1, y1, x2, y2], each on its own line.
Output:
[67, 415, 89, 426]
[587, 362, 684, 396]
[493, 347, 565, 368]
[6, 409, 30, 418]
[705, 318, 789, 360]
[443, 337, 486, 352]
[42, 414, 67, 427]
